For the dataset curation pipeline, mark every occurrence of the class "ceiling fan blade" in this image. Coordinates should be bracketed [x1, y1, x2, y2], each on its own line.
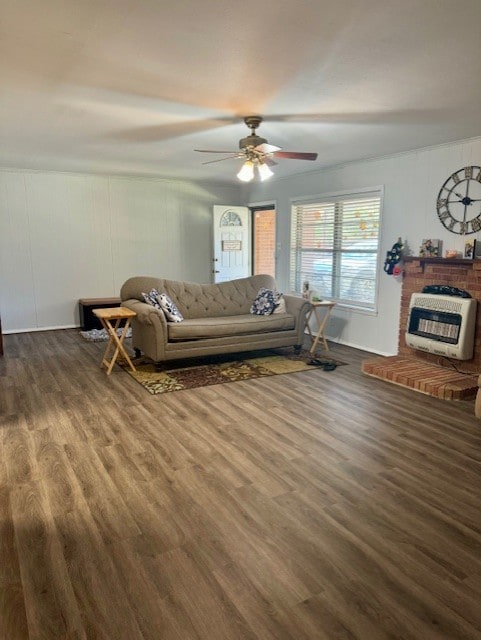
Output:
[201, 155, 242, 165]
[255, 142, 282, 153]
[263, 157, 278, 167]
[194, 149, 239, 153]
[273, 151, 318, 160]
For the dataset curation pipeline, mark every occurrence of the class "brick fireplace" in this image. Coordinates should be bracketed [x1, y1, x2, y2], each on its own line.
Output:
[399, 257, 481, 373]
[362, 256, 480, 400]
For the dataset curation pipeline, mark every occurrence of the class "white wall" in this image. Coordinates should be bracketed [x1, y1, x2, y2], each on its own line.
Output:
[0, 170, 240, 332]
[3, 136, 481, 347]
[247, 136, 481, 355]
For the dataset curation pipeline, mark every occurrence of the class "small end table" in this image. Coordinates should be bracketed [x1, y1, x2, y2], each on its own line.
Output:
[93, 307, 137, 375]
[306, 301, 336, 353]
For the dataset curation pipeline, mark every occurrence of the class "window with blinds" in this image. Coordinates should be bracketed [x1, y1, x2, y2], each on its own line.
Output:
[290, 191, 382, 310]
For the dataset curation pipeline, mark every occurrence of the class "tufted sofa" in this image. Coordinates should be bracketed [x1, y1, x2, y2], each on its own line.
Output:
[120, 274, 311, 363]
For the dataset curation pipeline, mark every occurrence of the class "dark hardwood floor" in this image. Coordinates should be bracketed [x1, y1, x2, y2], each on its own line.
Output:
[1, 329, 481, 639]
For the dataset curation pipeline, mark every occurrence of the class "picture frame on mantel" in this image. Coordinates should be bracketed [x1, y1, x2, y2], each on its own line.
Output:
[419, 238, 441, 257]
[465, 240, 474, 259]
[473, 239, 481, 260]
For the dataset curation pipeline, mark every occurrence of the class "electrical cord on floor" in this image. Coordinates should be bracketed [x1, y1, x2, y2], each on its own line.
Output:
[437, 356, 477, 376]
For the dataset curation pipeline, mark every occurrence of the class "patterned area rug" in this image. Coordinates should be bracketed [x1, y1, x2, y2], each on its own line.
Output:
[123, 348, 347, 395]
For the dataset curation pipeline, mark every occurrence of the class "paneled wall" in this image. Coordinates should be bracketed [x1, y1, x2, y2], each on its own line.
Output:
[247, 136, 481, 356]
[0, 171, 240, 332]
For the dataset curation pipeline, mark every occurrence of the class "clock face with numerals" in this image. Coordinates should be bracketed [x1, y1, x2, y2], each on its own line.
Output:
[437, 166, 481, 234]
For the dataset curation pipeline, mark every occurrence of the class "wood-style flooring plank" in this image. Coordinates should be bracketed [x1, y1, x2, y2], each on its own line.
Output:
[1, 329, 481, 639]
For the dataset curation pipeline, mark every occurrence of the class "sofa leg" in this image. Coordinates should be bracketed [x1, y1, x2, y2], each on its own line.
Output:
[294, 344, 302, 355]
[134, 348, 142, 358]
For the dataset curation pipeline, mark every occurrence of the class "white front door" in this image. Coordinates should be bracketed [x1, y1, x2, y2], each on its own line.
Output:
[213, 206, 250, 282]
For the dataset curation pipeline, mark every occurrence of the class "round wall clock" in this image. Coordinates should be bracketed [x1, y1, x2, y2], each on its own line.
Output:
[436, 165, 481, 234]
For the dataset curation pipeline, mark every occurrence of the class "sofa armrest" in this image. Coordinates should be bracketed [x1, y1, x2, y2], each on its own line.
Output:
[122, 299, 166, 327]
[121, 299, 169, 359]
[283, 294, 312, 344]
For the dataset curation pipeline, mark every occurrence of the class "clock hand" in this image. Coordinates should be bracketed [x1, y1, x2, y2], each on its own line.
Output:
[463, 180, 471, 223]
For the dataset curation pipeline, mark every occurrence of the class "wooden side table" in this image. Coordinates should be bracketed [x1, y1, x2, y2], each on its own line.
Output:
[93, 307, 137, 375]
[306, 301, 336, 353]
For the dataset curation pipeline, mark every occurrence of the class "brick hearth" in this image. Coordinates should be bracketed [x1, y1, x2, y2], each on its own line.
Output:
[362, 256, 481, 399]
[362, 356, 478, 400]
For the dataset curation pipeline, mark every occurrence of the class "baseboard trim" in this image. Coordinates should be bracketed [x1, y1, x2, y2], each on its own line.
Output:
[3, 324, 78, 334]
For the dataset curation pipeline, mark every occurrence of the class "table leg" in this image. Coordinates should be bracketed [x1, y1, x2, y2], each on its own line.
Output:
[309, 306, 334, 354]
[99, 317, 136, 374]
[305, 308, 315, 345]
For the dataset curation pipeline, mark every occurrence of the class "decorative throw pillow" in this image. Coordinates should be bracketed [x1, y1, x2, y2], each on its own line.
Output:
[250, 287, 282, 316]
[142, 288, 162, 309]
[156, 293, 184, 322]
[273, 295, 286, 314]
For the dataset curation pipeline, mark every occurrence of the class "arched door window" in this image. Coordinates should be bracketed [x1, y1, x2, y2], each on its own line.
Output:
[220, 210, 242, 227]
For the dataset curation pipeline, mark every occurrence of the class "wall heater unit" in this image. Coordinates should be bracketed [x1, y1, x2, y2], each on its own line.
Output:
[405, 293, 477, 360]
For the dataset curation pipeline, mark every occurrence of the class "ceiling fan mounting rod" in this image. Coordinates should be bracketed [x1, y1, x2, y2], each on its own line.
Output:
[244, 115, 263, 133]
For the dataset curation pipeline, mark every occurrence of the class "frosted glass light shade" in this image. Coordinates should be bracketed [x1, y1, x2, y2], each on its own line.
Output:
[258, 162, 274, 181]
[237, 160, 255, 182]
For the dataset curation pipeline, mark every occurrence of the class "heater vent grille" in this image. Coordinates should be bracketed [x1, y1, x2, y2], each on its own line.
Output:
[411, 296, 463, 314]
[405, 293, 477, 360]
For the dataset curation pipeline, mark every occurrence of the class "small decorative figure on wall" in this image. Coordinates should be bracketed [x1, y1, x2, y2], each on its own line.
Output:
[384, 237, 404, 275]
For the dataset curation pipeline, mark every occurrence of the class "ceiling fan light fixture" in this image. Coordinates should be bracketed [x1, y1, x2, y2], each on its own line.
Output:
[237, 160, 255, 182]
[196, 115, 318, 180]
[258, 162, 274, 181]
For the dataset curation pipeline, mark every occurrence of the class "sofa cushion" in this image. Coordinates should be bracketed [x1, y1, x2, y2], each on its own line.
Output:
[167, 313, 295, 340]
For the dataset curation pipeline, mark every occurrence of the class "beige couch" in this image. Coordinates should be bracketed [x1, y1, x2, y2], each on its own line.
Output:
[120, 274, 311, 363]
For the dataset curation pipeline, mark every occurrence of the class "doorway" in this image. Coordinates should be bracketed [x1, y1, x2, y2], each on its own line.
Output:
[212, 205, 250, 283]
[251, 205, 276, 278]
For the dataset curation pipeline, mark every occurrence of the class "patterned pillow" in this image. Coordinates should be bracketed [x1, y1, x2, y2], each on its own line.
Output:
[273, 295, 286, 314]
[250, 288, 282, 316]
[156, 293, 184, 322]
[141, 288, 161, 309]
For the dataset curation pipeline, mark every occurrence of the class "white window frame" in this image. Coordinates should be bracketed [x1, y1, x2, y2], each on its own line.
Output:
[290, 187, 383, 312]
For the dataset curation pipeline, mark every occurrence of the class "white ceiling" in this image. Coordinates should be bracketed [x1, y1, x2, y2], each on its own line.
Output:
[1, 0, 481, 184]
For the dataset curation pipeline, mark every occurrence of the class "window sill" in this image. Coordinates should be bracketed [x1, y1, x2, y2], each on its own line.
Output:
[333, 302, 378, 316]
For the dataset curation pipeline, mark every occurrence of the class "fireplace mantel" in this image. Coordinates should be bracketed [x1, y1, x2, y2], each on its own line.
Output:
[404, 256, 481, 270]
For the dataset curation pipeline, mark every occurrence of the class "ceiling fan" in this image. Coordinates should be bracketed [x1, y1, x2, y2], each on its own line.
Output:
[194, 115, 318, 182]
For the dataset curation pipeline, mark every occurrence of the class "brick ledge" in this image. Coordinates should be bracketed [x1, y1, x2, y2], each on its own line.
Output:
[362, 356, 478, 400]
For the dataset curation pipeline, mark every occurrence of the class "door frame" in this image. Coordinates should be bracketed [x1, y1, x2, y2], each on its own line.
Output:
[249, 200, 277, 278]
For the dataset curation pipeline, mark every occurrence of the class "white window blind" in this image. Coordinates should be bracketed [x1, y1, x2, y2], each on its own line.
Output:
[290, 191, 381, 310]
